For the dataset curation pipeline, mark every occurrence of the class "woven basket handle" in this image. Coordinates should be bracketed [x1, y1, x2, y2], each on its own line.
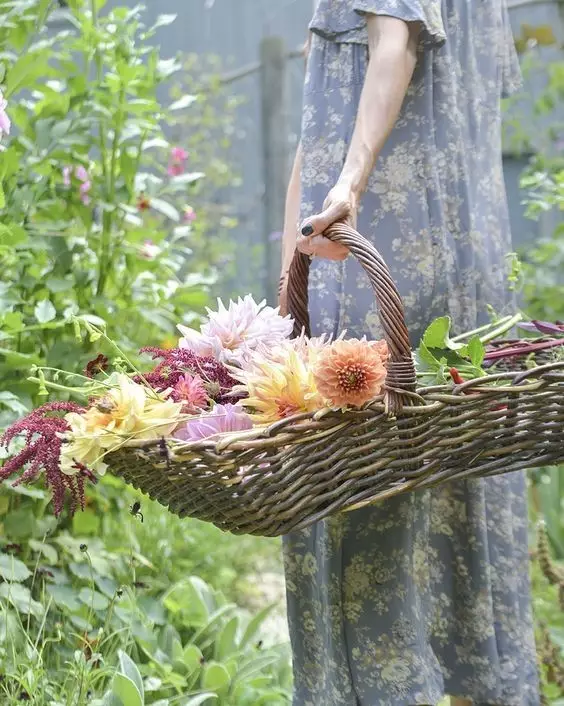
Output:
[286, 222, 416, 414]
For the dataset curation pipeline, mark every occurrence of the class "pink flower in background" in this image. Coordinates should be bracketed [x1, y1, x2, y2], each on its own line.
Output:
[183, 206, 196, 223]
[0, 90, 10, 141]
[139, 239, 160, 259]
[168, 146, 188, 177]
[75, 165, 89, 182]
[171, 373, 209, 412]
[63, 164, 92, 204]
[177, 295, 294, 365]
[79, 180, 91, 205]
[174, 403, 252, 441]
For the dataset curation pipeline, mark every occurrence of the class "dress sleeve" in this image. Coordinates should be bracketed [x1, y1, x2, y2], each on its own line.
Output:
[354, 0, 446, 49]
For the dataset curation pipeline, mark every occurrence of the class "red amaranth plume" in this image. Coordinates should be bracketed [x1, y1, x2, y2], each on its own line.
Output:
[0, 401, 94, 515]
[138, 347, 242, 404]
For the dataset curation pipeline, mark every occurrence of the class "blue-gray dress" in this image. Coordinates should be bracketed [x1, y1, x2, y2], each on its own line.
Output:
[282, 1, 540, 704]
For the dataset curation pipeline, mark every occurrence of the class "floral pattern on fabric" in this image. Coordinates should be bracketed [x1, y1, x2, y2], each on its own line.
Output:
[283, 1, 539, 704]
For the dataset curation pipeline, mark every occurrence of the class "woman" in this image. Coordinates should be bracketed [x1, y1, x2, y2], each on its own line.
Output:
[278, 1, 539, 705]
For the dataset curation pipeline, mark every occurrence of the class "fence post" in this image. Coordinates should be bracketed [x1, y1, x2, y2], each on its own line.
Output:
[260, 36, 288, 304]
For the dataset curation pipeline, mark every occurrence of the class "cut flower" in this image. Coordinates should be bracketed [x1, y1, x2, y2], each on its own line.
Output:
[313, 338, 388, 408]
[60, 374, 182, 475]
[178, 295, 293, 366]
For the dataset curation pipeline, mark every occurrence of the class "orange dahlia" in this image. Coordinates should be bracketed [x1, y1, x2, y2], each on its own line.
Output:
[313, 338, 388, 408]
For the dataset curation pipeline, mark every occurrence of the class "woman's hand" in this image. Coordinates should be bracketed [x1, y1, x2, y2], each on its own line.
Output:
[296, 183, 355, 261]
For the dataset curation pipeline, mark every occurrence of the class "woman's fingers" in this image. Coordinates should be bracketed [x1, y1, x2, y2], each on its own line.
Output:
[296, 233, 348, 261]
[300, 200, 350, 238]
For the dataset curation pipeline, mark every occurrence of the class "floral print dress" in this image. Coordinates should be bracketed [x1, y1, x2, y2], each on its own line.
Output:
[282, 1, 540, 704]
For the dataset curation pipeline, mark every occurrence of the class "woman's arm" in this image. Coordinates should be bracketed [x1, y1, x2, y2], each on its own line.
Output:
[280, 142, 302, 280]
[297, 16, 420, 259]
[278, 34, 311, 311]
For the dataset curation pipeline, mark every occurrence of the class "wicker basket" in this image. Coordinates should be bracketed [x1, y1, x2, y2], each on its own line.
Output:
[108, 224, 564, 536]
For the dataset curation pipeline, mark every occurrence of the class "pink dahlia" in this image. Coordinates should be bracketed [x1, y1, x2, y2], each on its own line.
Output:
[178, 295, 294, 366]
[174, 403, 252, 441]
[138, 347, 239, 404]
[171, 373, 209, 412]
[313, 338, 388, 408]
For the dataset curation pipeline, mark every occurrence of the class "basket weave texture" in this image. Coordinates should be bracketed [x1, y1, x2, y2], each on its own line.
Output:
[109, 225, 564, 536]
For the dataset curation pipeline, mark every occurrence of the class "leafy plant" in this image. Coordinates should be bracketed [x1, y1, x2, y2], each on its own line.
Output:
[0, 478, 289, 705]
[0, 0, 212, 413]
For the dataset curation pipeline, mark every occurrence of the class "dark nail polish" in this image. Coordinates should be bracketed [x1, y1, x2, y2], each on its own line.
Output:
[301, 224, 314, 236]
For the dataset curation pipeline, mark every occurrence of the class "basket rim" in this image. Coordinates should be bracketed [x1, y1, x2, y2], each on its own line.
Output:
[108, 359, 564, 457]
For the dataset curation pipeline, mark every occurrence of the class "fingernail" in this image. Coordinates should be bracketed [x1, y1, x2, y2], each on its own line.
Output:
[301, 224, 314, 236]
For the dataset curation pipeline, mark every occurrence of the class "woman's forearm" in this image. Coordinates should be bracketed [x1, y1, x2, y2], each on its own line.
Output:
[281, 141, 302, 274]
[337, 16, 420, 198]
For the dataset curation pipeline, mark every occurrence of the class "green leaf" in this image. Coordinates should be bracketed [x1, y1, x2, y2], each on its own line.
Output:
[72, 510, 101, 536]
[183, 644, 204, 674]
[0, 347, 42, 367]
[169, 94, 197, 111]
[28, 540, 58, 565]
[78, 588, 110, 611]
[101, 693, 124, 706]
[111, 674, 142, 706]
[422, 316, 464, 351]
[34, 299, 56, 324]
[0, 583, 44, 618]
[183, 695, 217, 706]
[150, 198, 180, 222]
[215, 616, 239, 660]
[240, 604, 276, 648]
[0, 391, 28, 415]
[5, 53, 47, 97]
[201, 662, 230, 692]
[0, 224, 27, 246]
[118, 651, 144, 702]
[0, 553, 32, 582]
[466, 336, 485, 367]
[0, 182, 5, 209]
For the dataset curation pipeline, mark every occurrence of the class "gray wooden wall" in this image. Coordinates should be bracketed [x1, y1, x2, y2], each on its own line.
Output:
[102, 0, 563, 300]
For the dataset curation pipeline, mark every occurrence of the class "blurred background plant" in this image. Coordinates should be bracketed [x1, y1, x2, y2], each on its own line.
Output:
[0, 1, 288, 703]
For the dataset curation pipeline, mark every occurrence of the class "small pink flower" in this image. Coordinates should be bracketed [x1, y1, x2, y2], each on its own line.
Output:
[0, 90, 10, 141]
[79, 180, 91, 205]
[171, 373, 209, 412]
[174, 403, 252, 441]
[168, 146, 188, 177]
[75, 165, 89, 182]
[183, 206, 196, 223]
[62, 166, 72, 187]
[139, 239, 160, 260]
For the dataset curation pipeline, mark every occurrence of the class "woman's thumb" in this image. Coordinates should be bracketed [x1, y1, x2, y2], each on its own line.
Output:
[301, 201, 349, 237]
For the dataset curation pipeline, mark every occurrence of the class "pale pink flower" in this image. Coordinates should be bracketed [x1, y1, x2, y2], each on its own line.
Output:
[139, 239, 160, 259]
[183, 206, 196, 223]
[174, 403, 252, 441]
[79, 180, 91, 205]
[0, 90, 10, 141]
[177, 295, 294, 365]
[168, 146, 188, 177]
[62, 166, 72, 187]
[75, 165, 89, 182]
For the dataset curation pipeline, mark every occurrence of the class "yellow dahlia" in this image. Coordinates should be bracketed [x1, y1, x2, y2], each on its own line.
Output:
[238, 347, 322, 423]
[313, 338, 388, 408]
[60, 374, 182, 475]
